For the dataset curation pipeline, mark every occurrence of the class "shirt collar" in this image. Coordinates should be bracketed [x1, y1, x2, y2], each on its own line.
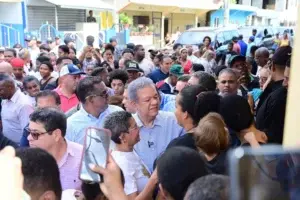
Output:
[10, 89, 21, 103]
[79, 105, 110, 119]
[58, 140, 75, 168]
[135, 112, 164, 128]
[65, 140, 75, 157]
[55, 88, 77, 99]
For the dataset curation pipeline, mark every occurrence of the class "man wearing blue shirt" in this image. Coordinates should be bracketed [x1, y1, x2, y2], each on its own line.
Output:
[128, 77, 184, 171]
[246, 36, 255, 57]
[148, 55, 172, 84]
[66, 76, 123, 145]
[238, 34, 248, 56]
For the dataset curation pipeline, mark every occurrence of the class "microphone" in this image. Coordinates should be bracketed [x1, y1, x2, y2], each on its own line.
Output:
[148, 141, 154, 148]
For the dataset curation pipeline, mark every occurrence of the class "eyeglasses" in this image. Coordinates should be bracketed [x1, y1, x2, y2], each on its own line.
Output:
[25, 127, 54, 140]
[128, 125, 139, 132]
[85, 90, 109, 100]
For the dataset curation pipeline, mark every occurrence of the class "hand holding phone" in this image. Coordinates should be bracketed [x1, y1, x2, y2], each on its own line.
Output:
[79, 127, 111, 183]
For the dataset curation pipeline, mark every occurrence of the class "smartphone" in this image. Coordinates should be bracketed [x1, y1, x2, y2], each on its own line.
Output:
[79, 127, 111, 183]
[228, 146, 300, 200]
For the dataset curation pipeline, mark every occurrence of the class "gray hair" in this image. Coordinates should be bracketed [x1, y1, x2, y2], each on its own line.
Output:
[256, 47, 269, 58]
[127, 77, 155, 102]
[18, 48, 30, 59]
[192, 71, 216, 91]
[218, 68, 238, 80]
[0, 73, 15, 84]
[103, 111, 132, 144]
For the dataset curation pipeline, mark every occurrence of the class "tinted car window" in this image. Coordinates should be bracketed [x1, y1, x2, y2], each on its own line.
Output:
[176, 31, 215, 45]
[231, 30, 239, 38]
[223, 31, 233, 42]
[216, 32, 225, 44]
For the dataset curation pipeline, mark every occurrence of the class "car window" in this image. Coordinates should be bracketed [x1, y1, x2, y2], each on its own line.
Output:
[216, 32, 225, 44]
[176, 31, 215, 45]
[231, 30, 239, 38]
[223, 31, 233, 42]
[267, 28, 274, 36]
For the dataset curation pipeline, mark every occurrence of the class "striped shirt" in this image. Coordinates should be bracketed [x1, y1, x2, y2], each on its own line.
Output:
[59, 140, 83, 190]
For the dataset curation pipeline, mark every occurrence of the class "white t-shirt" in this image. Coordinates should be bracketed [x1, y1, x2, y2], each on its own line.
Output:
[111, 150, 150, 195]
[138, 58, 155, 76]
[29, 48, 40, 70]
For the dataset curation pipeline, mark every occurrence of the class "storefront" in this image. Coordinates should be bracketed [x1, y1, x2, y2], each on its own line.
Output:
[118, 0, 221, 47]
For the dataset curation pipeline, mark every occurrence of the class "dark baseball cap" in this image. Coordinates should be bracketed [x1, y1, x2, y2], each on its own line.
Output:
[148, 49, 159, 57]
[232, 36, 238, 41]
[228, 55, 246, 67]
[125, 60, 141, 72]
[109, 37, 117, 43]
[272, 46, 292, 66]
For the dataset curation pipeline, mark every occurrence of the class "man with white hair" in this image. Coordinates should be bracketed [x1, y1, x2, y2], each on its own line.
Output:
[128, 77, 184, 171]
[254, 47, 269, 75]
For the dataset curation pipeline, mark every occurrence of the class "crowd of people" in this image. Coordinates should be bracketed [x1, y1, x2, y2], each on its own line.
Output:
[0, 28, 293, 200]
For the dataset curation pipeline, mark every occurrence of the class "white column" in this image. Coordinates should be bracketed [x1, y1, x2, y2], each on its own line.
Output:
[224, 0, 230, 26]
[55, 6, 58, 30]
[161, 15, 165, 48]
[113, 0, 119, 32]
[195, 14, 198, 27]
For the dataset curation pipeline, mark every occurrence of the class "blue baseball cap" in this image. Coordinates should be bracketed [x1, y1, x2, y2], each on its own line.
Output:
[59, 64, 85, 77]
[249, 36, 255, 41]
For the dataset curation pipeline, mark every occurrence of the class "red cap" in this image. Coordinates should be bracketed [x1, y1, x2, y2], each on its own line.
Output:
[10, 58, 24, 68]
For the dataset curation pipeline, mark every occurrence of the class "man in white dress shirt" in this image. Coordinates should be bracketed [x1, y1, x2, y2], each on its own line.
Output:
[0, 74, 34, 143]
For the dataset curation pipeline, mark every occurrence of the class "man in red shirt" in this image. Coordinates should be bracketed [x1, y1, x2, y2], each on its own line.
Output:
[232, 36, 241, 55]
[54, 64, 84, 112]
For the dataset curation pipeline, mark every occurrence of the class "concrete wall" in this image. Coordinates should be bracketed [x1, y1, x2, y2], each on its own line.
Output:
[123, 11, 195, 33]
[240, 0, 252, 6]
[0, 2, 23, 24]
[251, 0, 263, 8]
[170, 13, 194, 33]
[25, 0, 54, 7]
[275, 0, 286, 11]
[0, 2, 24, 47]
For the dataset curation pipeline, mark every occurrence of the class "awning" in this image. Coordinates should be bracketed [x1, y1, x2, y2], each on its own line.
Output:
[0, 0, 21, 2]
[255, 9, 280, 19]
[129, 0, 221, 9]
[229, 4, 258, 12]
[45, 0, 114, 11]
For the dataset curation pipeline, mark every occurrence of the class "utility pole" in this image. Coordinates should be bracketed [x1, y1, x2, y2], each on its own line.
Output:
[223, 0, 230, 26]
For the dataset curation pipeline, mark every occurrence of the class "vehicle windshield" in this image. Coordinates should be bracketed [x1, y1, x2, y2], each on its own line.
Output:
[176, 31, 215, 45]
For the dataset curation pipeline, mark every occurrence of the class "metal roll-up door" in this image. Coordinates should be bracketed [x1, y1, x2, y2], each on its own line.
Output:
[27, 6, 56, 31]
[57, 8, 86, 31]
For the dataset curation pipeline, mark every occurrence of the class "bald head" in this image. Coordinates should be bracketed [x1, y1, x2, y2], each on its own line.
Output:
[255, 47, 269, 67]
[0, 73, 16, 99]
[0, 61, 13, 76]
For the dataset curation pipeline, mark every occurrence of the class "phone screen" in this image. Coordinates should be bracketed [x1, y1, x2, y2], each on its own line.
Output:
[79, 127, 111, 183]
[229, 146, 300, 200]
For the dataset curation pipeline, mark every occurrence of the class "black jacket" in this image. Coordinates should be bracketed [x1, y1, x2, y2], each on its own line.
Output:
[0, 134, 18, 150]
[257, 80, 284, 112]
[256, 87, 287, 144]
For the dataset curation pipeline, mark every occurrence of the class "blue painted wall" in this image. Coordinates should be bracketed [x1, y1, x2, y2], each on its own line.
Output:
[0, 1, 25, 47]
[210, 9, 254, 27]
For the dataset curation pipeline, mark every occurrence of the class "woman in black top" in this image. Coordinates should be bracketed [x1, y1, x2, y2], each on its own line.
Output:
[167, 85, 221, 150]
[39, 61, 56, 90]
[219, 95, 267, 147]
[194, 112, 229, 174]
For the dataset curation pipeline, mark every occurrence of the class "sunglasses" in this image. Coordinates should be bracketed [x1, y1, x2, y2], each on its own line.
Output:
[25, 127, 54, 140]
[85, 90, 109, 100]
